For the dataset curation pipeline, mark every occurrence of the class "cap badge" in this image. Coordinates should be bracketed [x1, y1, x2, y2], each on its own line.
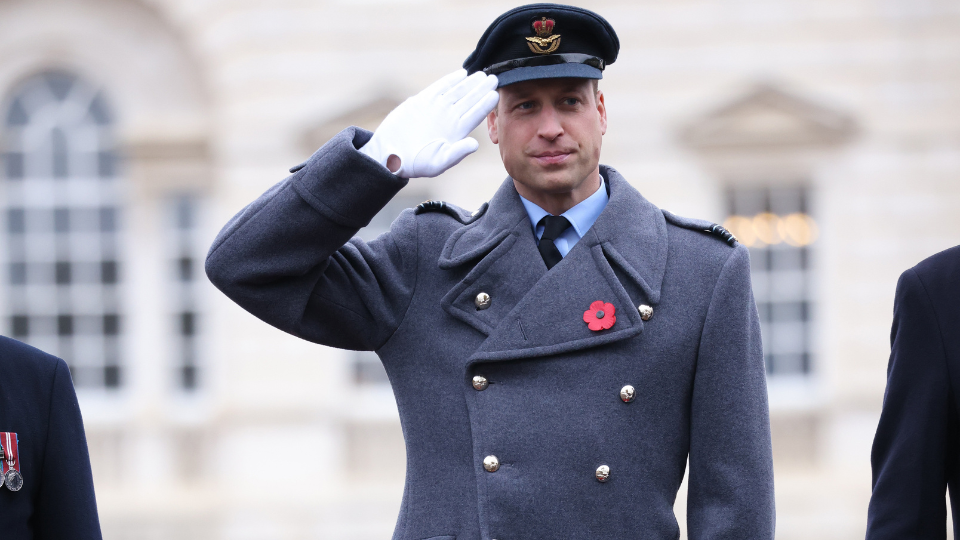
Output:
[526, 17, 561, 55]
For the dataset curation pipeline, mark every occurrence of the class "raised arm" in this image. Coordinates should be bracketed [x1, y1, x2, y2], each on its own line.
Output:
[205, 70, 498, 351]
[205, 127, 416, 350]
[687, 245, 776, 539]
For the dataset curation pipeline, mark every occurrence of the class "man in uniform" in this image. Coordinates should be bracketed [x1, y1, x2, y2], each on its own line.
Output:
[0, 335, 102, 539]
[867, 245, 960, 539]
[206, 4, 775, 539]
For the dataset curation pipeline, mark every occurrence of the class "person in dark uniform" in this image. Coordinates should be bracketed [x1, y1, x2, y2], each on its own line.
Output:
[0, 335, 102, 539]
[867, 244, 960, 539]
[206, 4, 775, 539]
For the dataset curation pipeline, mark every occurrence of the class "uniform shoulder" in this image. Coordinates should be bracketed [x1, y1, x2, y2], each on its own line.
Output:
[661, 209, 738, 247]
[912, 245, 960, 279]
[414, 200, 488, 226]
[0, 336, 62, 381]
[907, 244, 960, 298]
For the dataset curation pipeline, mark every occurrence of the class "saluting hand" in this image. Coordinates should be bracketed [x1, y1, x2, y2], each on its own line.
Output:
[360, 69, 499, 179]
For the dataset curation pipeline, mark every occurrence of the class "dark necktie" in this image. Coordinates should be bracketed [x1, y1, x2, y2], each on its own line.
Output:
[537, 215, 572, 270]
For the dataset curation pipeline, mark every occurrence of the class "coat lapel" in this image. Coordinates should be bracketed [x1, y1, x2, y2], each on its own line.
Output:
[439, 167, 668, 364]
[439, 179, 546, 336]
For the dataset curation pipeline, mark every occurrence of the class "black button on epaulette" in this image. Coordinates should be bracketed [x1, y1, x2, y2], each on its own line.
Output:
[414, 200, 449, 214]
[706, 223, 738, 247]
[414, 200, 487, 225]
[661, 210, 738, 247]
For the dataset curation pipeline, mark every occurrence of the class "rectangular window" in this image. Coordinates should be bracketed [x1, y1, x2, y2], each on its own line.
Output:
[98, 151, 116, 178]
[4, 153, 23, 180]
[103, 314, 120, 335]
[104, 364, 120, 388]
[99, 207, 117, 232]
[180, 340, 197, 390]
[725, 185, 817, 376]
[7, 208, 24, 233]
[167, 195, 204, 391]
[9, 262, 26, 285]
[57, 314, 73, 336]
[3, 72, 124, 390]
[52, 128, 68, 178]
[100, 261, 118, 284]
[179, 311, 195, 336]
[11, 315, 28, 337]
[55, 262, 71, 284]
[53, 208, 69, 232]
[181, 365, 197, 391]
[177, 257, 193, 281]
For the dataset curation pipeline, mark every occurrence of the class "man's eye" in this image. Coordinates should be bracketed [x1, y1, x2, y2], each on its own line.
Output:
[563, 97, 581, 106]
[517, 101, 534, 110]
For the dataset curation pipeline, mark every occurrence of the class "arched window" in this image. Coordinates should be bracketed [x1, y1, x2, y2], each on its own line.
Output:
[2, 71, 123, 389]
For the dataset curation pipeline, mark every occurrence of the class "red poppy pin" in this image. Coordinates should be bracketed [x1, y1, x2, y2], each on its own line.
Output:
[583, 300, 616, 331]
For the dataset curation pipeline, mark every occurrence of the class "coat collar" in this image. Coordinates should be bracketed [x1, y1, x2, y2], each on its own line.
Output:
[438, 177, 531, 269]
[438, 166, 668, 364]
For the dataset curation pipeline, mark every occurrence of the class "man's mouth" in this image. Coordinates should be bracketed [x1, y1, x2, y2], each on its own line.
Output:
[531, 150, 573, 165]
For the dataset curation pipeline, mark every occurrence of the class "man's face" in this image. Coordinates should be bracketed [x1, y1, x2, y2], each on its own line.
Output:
[487, 77, 606, 200]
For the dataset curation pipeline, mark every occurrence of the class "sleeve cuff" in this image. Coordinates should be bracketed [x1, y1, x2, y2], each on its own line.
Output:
[289, 126, 409, 230]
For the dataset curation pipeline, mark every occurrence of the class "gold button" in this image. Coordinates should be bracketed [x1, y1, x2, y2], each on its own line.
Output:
[596, 464, 610, 482]
[483, 455, 500, 472]
[473, 375, 489, 391]
[475, 292, 492, 310]
[638, 304, 653, 321]
[620, 385, 635, 403]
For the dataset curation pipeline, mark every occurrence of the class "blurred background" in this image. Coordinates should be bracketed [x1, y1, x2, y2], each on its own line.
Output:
[0, 0, 959, 538]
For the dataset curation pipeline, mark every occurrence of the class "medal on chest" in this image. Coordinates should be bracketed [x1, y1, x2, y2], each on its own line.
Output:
[1, 432, 23, 492]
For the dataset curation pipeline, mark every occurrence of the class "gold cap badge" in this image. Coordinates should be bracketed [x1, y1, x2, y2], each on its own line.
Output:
[526, 17, 561, 54]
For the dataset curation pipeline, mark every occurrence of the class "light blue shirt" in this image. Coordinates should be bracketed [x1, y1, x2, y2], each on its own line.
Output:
[519, 177, 609, 258]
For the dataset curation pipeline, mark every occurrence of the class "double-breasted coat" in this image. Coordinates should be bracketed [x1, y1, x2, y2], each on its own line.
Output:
[205, 127, 775, 540]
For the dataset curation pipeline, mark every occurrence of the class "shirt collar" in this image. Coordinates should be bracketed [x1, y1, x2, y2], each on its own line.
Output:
[519, 175, 609, 238]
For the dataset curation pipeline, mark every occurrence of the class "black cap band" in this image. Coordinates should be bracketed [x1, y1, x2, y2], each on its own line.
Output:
[463, 4, 619, 87]
[482, 53, 605, 76]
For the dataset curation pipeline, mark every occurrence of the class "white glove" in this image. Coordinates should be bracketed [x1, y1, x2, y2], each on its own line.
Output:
[359, 69, 499, 178]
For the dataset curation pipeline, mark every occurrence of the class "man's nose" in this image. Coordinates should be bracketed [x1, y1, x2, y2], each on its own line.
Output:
[537, 106, 564, 140]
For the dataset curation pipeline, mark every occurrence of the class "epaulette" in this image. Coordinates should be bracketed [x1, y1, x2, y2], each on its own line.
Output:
[414, 200, 488, 225]
[662, 210, 738, 247]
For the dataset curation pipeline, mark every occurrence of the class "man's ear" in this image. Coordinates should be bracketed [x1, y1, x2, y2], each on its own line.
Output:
[487, 109, 499, 144]
[597, 90, 607, 136]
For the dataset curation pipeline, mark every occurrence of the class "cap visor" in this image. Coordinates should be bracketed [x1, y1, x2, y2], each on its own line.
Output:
[496, 63, 602, 88]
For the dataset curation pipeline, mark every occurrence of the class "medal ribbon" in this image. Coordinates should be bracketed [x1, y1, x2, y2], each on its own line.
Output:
[1, 432, 19, 476]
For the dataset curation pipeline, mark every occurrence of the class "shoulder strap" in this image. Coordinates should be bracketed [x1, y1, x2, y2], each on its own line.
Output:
[661, 209, 738, 247]
[414, 200, 488, 225]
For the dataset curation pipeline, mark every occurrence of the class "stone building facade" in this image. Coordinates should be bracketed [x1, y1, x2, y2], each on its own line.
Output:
[0, 0, 959, 538]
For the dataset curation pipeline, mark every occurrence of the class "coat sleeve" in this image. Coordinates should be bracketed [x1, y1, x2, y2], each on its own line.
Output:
[205, 127, 419, 351]
[866, 268, 956, 539]
[687, 245, 775, 539]
[33, 359, 102, 540]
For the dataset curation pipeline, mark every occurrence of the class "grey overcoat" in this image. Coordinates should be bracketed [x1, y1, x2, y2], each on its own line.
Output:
[206, 127, 775, 540]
